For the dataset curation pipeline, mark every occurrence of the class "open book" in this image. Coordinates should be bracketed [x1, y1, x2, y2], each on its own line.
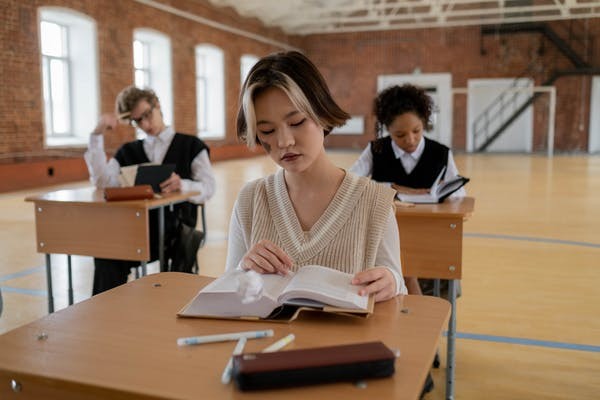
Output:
[119, 163, 176, 193]
[396, 166, 469, 204]
[178, 265, 374, 321]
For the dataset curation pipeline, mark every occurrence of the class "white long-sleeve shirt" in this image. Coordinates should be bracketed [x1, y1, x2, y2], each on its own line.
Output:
[84, 126, 216, 204]
[225, 189, 407, 296]
[349, 136, 466, 197]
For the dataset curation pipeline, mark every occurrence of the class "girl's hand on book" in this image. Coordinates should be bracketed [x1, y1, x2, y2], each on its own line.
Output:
[391, 184, 428, 195]
[351, 267, 396, 302]
[240, 240, 293, 275]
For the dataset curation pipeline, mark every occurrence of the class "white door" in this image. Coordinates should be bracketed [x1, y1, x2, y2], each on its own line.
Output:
[467, 78, 533, 152]
[589, 76, 600, 154]
[377, 74, 452, 147]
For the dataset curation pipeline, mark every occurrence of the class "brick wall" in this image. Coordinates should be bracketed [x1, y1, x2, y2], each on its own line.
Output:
[301, 20, 600, 153]
[0, 0, 296, 191]
[1, 0, 599, 192]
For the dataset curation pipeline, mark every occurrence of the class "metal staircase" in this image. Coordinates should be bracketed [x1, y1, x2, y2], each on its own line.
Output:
[474, 21, 599, 152]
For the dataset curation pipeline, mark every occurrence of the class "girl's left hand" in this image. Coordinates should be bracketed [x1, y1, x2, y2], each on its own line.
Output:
[351, 267, 396, 302]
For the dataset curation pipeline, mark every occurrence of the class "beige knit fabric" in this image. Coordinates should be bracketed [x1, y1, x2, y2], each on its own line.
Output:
[235, 169, 396, 275]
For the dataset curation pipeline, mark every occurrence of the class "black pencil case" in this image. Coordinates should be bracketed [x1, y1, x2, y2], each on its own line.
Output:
[231, 341, 395, 391]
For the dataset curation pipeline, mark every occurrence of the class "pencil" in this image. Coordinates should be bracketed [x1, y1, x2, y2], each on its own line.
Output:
[261, 333, 295, 353]
[177, 329, 274, 346]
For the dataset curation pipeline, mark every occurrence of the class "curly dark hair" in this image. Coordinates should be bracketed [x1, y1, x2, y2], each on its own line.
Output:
[373, 84, 434, 138]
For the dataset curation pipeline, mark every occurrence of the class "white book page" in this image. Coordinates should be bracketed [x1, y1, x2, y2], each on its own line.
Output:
[279, 265, 368, 310]
[397, 192, 437, 203]
[437, 176, 468, 198]
[181, 270, 284, 318]
[431, 166, 446, 196]
[119, 165, 138, 187]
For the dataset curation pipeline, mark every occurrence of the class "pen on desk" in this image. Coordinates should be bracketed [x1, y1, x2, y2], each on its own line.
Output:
[261, 333, 295, 353]
[177, 329, 274, 346]
[221, 337, 247, 384]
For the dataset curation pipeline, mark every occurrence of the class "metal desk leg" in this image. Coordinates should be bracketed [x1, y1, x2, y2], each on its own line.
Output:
[45, 254, 54, 314]
[446, 279, 457, 400]
[159, 206, 166, 272]
[434, 278, 441, 297]
[141, 261, 147, 277]
[67, 255, 73, 306]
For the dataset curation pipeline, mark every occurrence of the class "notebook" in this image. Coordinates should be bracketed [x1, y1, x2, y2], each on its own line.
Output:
[134, 164, 176, 193]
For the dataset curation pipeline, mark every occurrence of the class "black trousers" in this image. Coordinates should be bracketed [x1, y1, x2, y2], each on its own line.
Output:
[92, 258, 141, 295]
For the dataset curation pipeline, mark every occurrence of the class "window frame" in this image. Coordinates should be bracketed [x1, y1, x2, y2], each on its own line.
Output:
[38, 7, 99, 148]
[195, 44, 225, 139]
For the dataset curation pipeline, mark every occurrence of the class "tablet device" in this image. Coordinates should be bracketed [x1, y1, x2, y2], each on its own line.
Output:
[135, 164, 176, 193]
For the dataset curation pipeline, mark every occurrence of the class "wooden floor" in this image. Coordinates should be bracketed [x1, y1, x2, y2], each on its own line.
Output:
[1, 151, 599, 399]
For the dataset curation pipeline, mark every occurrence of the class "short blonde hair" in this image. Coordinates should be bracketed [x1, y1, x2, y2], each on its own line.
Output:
[115, 86, 159, 121]
[237, 51, 349, 148]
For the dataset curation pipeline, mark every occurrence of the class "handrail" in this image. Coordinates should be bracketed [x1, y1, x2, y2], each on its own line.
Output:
[474, 21, 596, 151]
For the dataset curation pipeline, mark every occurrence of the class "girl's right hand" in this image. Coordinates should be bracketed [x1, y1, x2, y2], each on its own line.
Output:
[239, 240, 293, 275]
[391, 183, 429, 195]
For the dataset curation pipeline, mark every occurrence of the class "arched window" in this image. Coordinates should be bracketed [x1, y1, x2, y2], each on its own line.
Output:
[133, 29, 173, 127]
[195, 45, 225, 139]
[39, 7, 99, 147]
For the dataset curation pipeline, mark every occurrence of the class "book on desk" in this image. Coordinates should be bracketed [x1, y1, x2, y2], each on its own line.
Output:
[396, 166, 469, 204]
[178, 265, 375, 322]
[119, 163, 176, 193]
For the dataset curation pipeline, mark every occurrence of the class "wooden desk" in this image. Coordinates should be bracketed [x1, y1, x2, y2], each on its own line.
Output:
[395, 196, 475, 400]
[26, 187, 198, 313]
[0, 273, 450, 400]
[395, 196, 474, 280]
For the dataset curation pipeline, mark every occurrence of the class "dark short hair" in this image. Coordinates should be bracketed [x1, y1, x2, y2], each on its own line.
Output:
[236, 51, 350, 147]
[115, 86, 159, 121]
[374, 84, 434, 138]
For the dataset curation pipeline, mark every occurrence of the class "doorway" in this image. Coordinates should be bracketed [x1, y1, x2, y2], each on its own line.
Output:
[467, 78, 533, 153]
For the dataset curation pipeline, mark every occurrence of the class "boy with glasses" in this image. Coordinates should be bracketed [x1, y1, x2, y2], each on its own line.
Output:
[84, 85, 216, 294]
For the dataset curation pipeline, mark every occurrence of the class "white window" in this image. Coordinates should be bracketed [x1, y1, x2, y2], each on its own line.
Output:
[133, 39, 150, 88]
[240, 54, 259, 86]
[195, 45, 224, 139]
[133, 29, 173, 127]
[39, 8, 99, 147]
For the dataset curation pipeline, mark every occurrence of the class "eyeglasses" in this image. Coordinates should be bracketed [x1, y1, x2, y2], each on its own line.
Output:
[130, 104, 155, 127]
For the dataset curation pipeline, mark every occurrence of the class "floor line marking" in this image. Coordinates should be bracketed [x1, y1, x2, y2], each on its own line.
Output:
[465, 232, 600, 249]
[443, 331, 600, 353]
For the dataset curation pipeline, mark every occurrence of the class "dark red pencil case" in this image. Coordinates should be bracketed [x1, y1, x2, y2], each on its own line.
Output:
[231, 341, 396, 391]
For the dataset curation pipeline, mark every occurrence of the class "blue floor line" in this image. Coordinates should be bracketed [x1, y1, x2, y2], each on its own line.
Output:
[444, 331, 600, 353]
[0, 286, 47, 297]
[465, 232, 600, 249]
[0, 265, 44, 283]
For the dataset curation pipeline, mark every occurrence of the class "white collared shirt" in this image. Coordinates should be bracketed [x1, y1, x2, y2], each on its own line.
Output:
[84, 126, 216, 204]
[349, 136, 466, 197]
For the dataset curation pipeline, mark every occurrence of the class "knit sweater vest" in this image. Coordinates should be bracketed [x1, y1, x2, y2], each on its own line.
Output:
[371, 136, 449, 188]
[235, 170, 396, 275]
[114, 133, 208, 227]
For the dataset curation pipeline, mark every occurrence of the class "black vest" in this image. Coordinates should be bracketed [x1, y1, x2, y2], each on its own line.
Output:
[114, 133, 209, 260]
[371, 136, 449, 188]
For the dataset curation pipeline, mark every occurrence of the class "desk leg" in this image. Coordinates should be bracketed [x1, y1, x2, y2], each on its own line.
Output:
[141, 261, 147, 276]
[45, 254, 54, 314]
[67, 255, 73, 306]
[446, 279, 457, 400]
[158, 206, 166, 272]
[434, 279, 441, 297]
